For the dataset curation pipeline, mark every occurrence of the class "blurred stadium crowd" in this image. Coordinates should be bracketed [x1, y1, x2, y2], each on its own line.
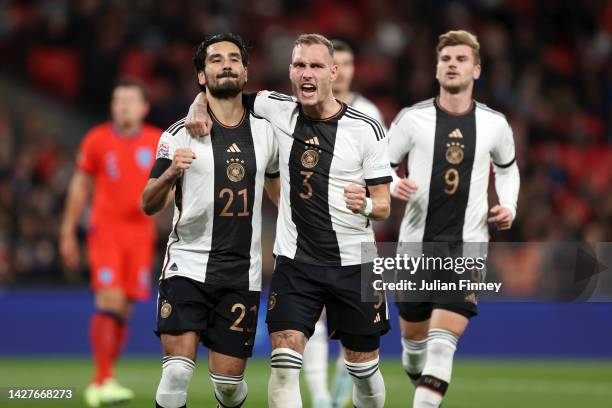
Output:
[0, 0, 610, 284]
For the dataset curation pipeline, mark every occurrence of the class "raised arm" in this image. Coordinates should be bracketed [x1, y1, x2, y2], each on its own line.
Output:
[142, 148, 195, 215]
[185, 92, 212, 137]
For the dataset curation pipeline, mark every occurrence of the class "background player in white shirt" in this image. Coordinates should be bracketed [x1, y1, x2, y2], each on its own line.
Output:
[387, 30, 520, 408]
[142, 34, 280, 408]
[186, 33, 392, 408]
[301, 38, 389, 408]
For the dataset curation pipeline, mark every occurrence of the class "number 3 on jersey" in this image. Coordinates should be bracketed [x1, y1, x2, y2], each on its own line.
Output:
[219, 188, 250, 216]
[300, 170, 314, 200]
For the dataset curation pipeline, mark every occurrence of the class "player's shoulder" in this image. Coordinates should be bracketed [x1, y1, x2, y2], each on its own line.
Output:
[162, 116, 188, 137]
[260, 90, 298, 104]
[343, 105, 386, 141]
[392, 98, 435, 125]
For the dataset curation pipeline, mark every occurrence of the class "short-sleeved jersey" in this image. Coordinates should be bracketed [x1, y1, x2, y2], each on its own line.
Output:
[77, 123, 161, 237]
[249, 91, 392, 266]
[387, 98, 517, 243]
[156, 111, 279, 291]
[348, 93, 387, 131]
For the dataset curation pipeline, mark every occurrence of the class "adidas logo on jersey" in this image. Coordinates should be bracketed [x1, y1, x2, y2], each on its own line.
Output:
[226, 143, 241, 153]
[169, 263, 178, 271]
[373, 312, 381, 323]
[449, 128, 463, 138]
[305, 137, 320, 146]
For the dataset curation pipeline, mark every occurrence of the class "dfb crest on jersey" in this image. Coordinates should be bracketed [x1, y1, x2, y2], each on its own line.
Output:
[445, 142, 465, 165]
[136, 147, 154, 169]
[226, 158, 245, 182]
[301, 136, 322, 169]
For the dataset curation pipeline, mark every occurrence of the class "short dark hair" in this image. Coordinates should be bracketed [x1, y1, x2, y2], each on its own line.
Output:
[193, 33, 249, 72]
[113, 78, 149, 101]
[331, 39, 354, 54]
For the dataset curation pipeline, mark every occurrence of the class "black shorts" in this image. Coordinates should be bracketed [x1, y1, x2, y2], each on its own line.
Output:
[266, 256, 389, 352]
[156, 276, 260, 359]
[396, 241, 480, 322]
[396, 301, 477, 322]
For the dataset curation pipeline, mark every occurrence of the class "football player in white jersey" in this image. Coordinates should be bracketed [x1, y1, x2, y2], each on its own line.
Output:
[301, 39, 389, 408]
[142, 34, 280, 408]
[387, 30, 520, 408]
[185, 33, 392, 408]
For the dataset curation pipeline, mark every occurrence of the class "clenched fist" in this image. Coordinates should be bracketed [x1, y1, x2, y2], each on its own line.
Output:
[185, 93, 212, 137]
[169, 148, 196, 178]
[344, 183, 367, 213]
[488, 205, 513, 230]
[392, 178, 418, 201]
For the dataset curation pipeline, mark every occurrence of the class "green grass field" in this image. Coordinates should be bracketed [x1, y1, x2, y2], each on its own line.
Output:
[1, 358, 611, 407]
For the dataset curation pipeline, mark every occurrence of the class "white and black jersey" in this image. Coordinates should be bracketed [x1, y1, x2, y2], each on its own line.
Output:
[244, 91, 392, 266]
[347, 92, 387, 131]
[388, 98, 520, 243]
[153, 110, 279, 291]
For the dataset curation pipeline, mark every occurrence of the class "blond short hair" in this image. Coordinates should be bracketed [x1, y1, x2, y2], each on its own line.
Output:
[294, 33, 334, 58]
[436, 30, 480, 64]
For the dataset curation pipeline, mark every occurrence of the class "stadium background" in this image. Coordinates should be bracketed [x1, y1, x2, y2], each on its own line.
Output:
[0, 0, 611, 407]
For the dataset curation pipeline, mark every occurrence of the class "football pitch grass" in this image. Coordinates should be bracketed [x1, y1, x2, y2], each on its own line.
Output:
[1, 358, 611, 407]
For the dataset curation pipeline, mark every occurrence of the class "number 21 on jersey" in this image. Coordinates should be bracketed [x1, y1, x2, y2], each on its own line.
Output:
[219, 188, 250, 216]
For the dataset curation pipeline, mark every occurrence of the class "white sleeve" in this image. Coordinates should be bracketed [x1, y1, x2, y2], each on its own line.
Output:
[252, 90, 298, 131]
[387, 108, 414, 168]
[363, 127, 392, 186]
[156, 131, 180, 160]
[491, 120, 520, 219]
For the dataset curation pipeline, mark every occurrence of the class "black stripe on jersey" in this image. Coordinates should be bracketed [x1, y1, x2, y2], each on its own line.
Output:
[423, 102, 476, 242]
[289, 110, 342, 265]
[345, 107, 385, 141]
[166, 117, 186, 134]
[269, 91, 295, 102]
[365, 175, 392, 186]
[149, 158, 171, 179]
[170, 125, 184, 136]
[493, 157, 515, 168]
[205, 115, 257, 289]
[265, 171, 280, 178]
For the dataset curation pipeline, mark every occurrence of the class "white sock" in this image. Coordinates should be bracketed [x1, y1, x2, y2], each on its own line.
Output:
[413, 329, 458, 408]
[269, 348, 303, 408]
[209, 371, 248, 407]
[303, 320, 331, 405]
[401, 337, 427, 385]
[344, 357, 385, 408]
[156, 356, 195, 408]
